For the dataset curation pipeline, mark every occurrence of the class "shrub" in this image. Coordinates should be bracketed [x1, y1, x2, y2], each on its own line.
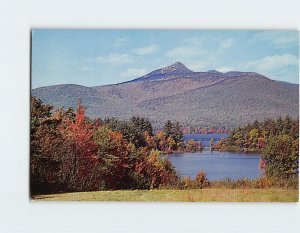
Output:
[181, 177, 195, 189]
[179, 171, 210, 189]
[195, 171, 210, 188]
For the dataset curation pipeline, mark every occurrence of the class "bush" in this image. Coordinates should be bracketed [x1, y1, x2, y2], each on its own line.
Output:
[181, 177, 195, 189]
[179, 171, 210, 189]
[195, 171, 210, 188]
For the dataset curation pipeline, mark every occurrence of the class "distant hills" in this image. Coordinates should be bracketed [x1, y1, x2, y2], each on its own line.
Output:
[32, 62, 299, 129]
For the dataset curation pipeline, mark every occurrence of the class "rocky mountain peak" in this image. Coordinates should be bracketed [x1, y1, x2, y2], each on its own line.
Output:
[160, 62, 193, 74]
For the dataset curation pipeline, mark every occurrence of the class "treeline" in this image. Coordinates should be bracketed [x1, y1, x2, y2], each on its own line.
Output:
[102, 118, 202, 153]
[30, 97, 203, 195]
[214, 117, 299, 181]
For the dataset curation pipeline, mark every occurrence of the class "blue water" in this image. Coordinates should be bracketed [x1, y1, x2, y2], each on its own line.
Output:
[184, 133, 229, 147]
[168, 134, 262, 180]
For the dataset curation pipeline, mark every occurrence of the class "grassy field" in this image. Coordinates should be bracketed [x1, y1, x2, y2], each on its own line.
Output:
[33, 188, 298, 202]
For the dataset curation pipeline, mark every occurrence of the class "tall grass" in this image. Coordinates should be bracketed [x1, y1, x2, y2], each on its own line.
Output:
[209, 177, 298, 189]
[33, 188, 298, 202]
[160, 176, 298, 190]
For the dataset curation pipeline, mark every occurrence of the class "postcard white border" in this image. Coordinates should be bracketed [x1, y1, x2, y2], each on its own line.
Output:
[0, 0, 299, 232]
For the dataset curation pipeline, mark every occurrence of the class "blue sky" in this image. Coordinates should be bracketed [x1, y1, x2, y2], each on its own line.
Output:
[32, 29, 299, 88]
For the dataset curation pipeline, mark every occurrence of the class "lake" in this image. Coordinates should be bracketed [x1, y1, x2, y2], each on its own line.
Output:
[184, 133, 229, 147]
[168, 134, 262, 180]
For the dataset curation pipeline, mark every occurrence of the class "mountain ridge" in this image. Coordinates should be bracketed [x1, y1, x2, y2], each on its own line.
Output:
[128, 62, 271, 84]
[32, 62, 299, 128]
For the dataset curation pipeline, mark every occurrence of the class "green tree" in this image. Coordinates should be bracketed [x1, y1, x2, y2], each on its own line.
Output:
[130, 116, 153, 136]
[262, 134, 299, 179]
[31, 97, 64, 194]
[163, 120, 173, 137]
[104, 117, 154, 148]
[163, 120, 184, 149]
[174, 122, 184, 146]
[248, 128, 259, 148]
[93, 126, 133, 190]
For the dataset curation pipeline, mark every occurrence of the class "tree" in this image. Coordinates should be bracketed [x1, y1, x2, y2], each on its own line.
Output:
[214, 117, 299, 153]
[104, 117, 154, 148]
[31, 118, 65, 194]
[174, 122, 184, 145]
[135, 149, 179, 189]
[163, 120, 184, 149]
[130, 116, 153, 136]
[195, 171, 210, 188]
[59, 100, 99, 191]
[167, 136, 176, 150]
[257, 137, 266, 149]
[276, 117, 284, 133]
[144, 131, 156, 149]
[93, 126, 133, 190]
[248, 128, 259, 148]
[186, 139, 202, 152]
[31, 97, 65, 194]
[262, 134, 298, 180]
[31, 97, 53, 119]
[155, 131, 169, 151]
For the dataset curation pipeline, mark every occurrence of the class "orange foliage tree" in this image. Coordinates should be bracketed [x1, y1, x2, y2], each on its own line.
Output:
[59, 100, 99, 191]
[93, 126, 133, 190]
[135, 149, 179, 189]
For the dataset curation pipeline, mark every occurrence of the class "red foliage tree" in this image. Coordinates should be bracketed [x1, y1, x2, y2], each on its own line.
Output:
[59, 100, 99, 191]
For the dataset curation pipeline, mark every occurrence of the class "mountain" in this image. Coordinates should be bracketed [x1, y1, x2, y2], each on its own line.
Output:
[32, 62, 299, 129]
[129, 62, 193, 82]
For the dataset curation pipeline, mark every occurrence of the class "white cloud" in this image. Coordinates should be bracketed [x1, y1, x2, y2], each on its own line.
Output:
[120, 68, 147, 79]
[216, 66, 235, 72]
[96, 45, 158, 65]
[131, 45, 159, 55]
[219, 38, 234, 50]
[252, 31, 298, 47]
[97, 53, 133, 65]
[165, 47, 206, 59]
[245, 53, 298, 72]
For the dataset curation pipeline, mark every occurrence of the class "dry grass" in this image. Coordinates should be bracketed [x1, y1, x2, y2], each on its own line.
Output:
[33, 188, 298, 202]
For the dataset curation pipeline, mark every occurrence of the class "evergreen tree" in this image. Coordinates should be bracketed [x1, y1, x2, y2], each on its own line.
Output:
[174, 122, 184, 144]
[163, 120, 173, 138]
[163, 120, 184, 147]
